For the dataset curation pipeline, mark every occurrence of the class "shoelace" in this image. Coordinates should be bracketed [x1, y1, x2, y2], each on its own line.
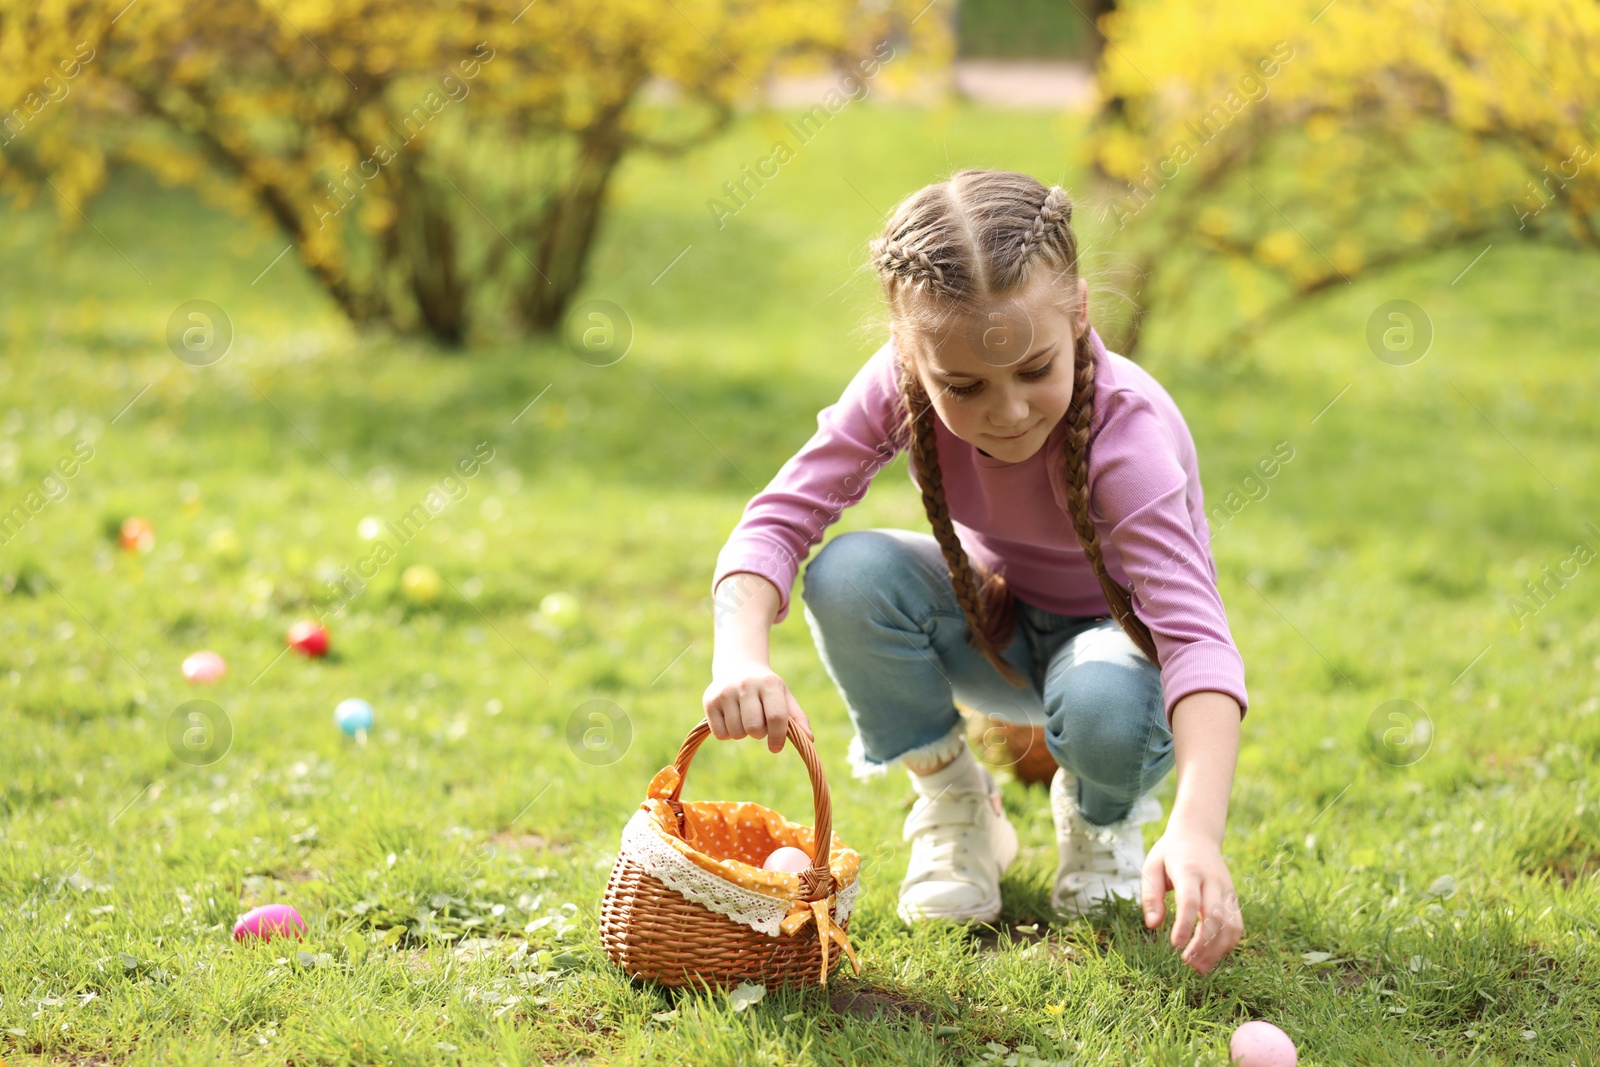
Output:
[1077, 832, 1134, 876]
[912, 828, 971, 868]
[1063, 809, 1150, 882]
[908, 794, 984, 876]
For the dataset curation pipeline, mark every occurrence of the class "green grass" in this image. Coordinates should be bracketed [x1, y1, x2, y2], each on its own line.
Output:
[2, 100, 1599, 1066]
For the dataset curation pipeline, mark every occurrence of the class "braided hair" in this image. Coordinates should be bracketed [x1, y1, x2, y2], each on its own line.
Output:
[869, 170, 1159, 687]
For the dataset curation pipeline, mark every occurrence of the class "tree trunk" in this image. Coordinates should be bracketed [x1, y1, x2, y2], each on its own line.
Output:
[393, 156, 467, 346]
[516, 117, 628, 335]
[1077, 0, 1118, 63]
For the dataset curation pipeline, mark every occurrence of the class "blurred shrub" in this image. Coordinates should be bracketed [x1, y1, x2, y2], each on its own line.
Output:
[0, 0, 950, 345]
[1086, 0, 1600, 356]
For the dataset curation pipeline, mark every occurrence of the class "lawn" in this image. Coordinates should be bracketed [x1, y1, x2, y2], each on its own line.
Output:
[2, 98, 1598, 1066]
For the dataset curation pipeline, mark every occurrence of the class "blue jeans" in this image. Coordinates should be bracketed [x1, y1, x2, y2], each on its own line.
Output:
[799, 529, 1175, 826]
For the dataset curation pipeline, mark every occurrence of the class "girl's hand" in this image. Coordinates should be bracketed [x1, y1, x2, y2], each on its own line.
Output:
[702, 659, 814, 754]
[1140, 823, 1244, 974]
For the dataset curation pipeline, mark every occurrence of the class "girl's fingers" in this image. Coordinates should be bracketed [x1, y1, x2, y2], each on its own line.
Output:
[1141, 849, 1169, 928]
[760, 679, 789, 753]
[705, 702, 728, 740]
[745, 684, 777, 742]
[1210, 882, 1245, 965]
[706, 675, 807, 750]
[735, 683, 766, 740]
[1184, 878, 1230, 971]
[787, 693, 814, 740]
[1169, 871, 1201, 953]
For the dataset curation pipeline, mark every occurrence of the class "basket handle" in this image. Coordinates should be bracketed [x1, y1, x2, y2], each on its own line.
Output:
[667, 719, 835, 901]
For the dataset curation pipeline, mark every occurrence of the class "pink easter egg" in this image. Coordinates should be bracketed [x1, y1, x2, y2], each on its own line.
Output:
[1229, 1020, 1298, 1067]
[182, 650, 227, 685]
[232, 903, 306, 943]
[763, 846, 814, 873]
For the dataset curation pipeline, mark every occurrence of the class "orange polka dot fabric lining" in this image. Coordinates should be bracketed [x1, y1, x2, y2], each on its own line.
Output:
[641, 764, 860, 903]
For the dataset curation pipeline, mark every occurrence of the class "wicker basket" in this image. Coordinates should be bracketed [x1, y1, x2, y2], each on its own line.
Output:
[599, 719, 862, 989]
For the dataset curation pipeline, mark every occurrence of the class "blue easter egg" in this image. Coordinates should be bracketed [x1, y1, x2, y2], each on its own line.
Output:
[334, 698, 374, 735]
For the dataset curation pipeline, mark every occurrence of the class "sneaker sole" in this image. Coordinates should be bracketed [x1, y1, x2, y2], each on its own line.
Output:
[896, 814, 1020, 925]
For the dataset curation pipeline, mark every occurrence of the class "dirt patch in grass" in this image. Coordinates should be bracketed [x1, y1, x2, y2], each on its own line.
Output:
[969, 921, 1081, 964]
[827, 987, 943, 1025]
[1527, 847, 1600, 889]
[1509, 943, 1563, 981]
[402, 948, 437, 973]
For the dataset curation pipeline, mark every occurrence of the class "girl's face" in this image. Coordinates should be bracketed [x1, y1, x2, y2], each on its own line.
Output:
[897, 275, 1088, 464]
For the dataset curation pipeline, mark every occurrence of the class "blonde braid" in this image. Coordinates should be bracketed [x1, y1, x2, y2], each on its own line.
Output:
[1016, 186, 1070, 263]
[1015, 184, 1160, 664]
[1058, 329, 1161, 664]
[871, 236, 959, 299]
[897, 358, 1029, 689]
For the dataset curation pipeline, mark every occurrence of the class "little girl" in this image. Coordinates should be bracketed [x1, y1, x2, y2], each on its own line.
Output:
[704, 168, 1247, 974]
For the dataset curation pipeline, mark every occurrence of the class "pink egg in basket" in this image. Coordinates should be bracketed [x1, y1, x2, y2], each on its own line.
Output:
[762, 846, 814, 873]
[1229, 1020, 1297, 1067]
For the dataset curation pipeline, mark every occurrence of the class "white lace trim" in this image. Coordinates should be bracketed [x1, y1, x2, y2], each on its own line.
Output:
[617, 809, 859, 936]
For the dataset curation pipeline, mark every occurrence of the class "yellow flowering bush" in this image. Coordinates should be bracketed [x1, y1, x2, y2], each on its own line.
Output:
[1088, 0, 1600, 356]
[1, 0, 950, 343]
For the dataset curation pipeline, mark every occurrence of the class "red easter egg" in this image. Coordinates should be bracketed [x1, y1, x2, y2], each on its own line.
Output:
[286, 620, 329, 658]
[232, 903, 306, 943]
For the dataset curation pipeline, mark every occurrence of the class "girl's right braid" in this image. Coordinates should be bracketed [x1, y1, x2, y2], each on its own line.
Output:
[898, 358, 1029, 689]
[1059, 329, 1161, 664]
[872, 236, 956, 299]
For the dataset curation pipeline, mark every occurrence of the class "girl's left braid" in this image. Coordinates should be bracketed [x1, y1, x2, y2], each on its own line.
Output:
[897, 356, 1028, 689]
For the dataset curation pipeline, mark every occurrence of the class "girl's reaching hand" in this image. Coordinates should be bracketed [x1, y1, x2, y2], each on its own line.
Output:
[1140, 824, 1244, 974]
[703, 660, 814, 754]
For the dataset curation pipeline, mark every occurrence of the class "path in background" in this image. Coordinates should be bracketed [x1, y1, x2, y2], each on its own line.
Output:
[645, 61, 1096, 111]
[768, 59, 1095, 109]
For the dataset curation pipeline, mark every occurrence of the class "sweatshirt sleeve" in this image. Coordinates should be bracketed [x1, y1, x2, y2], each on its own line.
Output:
[711, 344, 905, 625]
[1088, 391, 1249, 727]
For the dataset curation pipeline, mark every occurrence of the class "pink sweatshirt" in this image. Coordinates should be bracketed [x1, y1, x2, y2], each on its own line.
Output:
[712, 325, 1248, 726]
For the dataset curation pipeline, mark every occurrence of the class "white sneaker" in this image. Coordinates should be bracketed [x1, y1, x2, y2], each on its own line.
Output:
[897, 772, 1019, 924]
[1049, 766, 1163, 917]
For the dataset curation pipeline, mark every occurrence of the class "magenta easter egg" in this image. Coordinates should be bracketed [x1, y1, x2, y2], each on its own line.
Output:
[763, 846, 814, 873]
[182, 650, 227, 685]
[1229, 1020, 1297, 1067]
[232, 903, 306, 943]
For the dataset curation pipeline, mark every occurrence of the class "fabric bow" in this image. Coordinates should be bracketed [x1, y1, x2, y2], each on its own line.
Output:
[778, 894, 861, 987]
